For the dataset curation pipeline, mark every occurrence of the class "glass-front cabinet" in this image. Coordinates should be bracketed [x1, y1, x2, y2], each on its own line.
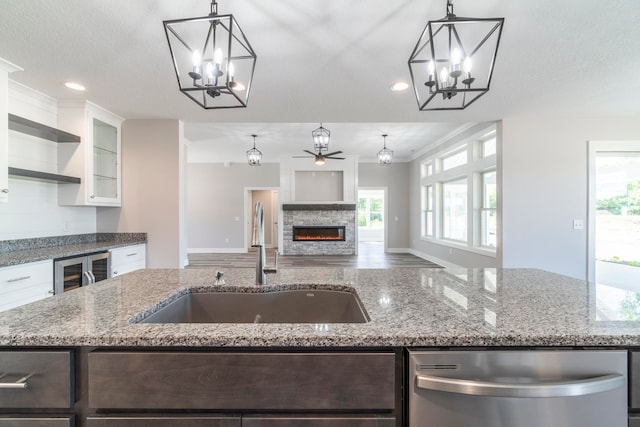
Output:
[58, 101, 123, 206]
[92, 117, 118, 200]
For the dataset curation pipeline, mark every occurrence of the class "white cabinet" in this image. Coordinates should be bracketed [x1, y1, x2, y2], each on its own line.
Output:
[58, 101, 124, 206]
[110, 244, 146, 277]
[0, 58, 23, 203]
[0, 260, 53, 312]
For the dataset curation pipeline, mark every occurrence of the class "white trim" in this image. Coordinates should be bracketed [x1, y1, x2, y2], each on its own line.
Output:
[420, 236, 497, 258]
[587, 140, 640, 282]
[408, 249, 462, 269]
[409, 122, 479, 161]
[386, 247, 411, 253]
[188, 248, 247, 254]
[0, 57, 23, 73]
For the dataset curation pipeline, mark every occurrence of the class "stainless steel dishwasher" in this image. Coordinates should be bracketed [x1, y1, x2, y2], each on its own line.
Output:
[408, 350, 627, 427]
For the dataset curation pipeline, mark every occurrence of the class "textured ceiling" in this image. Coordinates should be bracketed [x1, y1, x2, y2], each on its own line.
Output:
[1, 0, 639, 162]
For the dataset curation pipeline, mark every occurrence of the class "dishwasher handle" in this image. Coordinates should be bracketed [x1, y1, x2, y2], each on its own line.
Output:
[416, 373, 625, 398]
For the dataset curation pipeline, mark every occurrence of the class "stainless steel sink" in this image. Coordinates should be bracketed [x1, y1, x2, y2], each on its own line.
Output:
[139, 289, 369, 323]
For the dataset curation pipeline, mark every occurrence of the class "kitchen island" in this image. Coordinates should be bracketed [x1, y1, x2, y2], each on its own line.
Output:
[0, 267, 639, 347]
[1, 267, 639, 427]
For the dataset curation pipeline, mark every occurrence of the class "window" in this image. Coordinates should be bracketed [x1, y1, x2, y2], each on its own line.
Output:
[358, 195, 383, 229]
[442, 146, 467, 171]
[482, 137, 496, 157]
[442, 178, 467, 241]
[419, 125, 497, 254]
[480, 170, 497, 247]
[422, 185, 434, 237]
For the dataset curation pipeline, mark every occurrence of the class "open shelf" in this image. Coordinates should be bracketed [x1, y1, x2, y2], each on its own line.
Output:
[8, 113, 81, 143]
[8, 167, 81, 184]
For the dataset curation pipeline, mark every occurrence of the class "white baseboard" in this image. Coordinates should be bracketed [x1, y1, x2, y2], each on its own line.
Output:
[188, 248, 247, 254]
[408, 248, 462, 269]
[386, 247, 411, 253]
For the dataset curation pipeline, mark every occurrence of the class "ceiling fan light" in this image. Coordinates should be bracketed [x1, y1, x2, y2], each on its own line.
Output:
[315, 157, 325, 166]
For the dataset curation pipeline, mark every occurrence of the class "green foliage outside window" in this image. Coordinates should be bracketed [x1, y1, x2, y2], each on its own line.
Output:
[597, 180, 640, 215]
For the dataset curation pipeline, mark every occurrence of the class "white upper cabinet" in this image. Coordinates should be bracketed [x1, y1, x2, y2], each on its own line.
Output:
[58, 101, 124, 206]
[0, 58, 23, 203]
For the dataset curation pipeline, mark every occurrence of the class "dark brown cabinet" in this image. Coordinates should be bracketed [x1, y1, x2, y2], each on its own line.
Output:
[88, 351, 396, 411]
[0, 416, 74, 426]
[86, 416, 240, 427]
[0, 350, 75, 426]
[87, 350, 399, 426]
[0, 351, 74, 409]
[242, 416, 396, 427]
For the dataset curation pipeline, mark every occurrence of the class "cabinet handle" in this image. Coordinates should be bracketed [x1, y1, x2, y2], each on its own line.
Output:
[113, 270, 119, 275]
[0, 373, 32, 389]
[1, 188, 8, 194]
[90, 194, 95, 199]
[6, 276, 30, 283]
[416, 373, 625, 398]
[126, 253, 137, 257]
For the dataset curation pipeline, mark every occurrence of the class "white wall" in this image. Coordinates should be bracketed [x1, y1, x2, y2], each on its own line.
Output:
[0, 81, 96, 240]
[358, 163, 410, 251]
[186, 163, 280, 252]
[501, 117, 640, 279]
[97, 119, 185, 268]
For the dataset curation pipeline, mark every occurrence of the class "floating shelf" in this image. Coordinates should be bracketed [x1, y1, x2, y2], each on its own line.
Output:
[8, 113, 81, 143]
[8, 167, 81, 184]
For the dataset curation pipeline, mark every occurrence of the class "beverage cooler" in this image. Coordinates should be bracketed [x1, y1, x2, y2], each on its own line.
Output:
[54, 251, 111, 294]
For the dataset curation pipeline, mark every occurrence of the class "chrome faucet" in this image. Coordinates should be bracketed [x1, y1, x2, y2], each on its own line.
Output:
[251, 202, 278, 285]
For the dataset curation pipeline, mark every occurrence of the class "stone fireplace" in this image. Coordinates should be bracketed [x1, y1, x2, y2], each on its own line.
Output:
[282, 204, 356, 255]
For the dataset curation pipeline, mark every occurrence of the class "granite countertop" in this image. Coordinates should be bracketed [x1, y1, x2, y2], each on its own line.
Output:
[1, 267, 640, 348]
[0, 233, 147, 267]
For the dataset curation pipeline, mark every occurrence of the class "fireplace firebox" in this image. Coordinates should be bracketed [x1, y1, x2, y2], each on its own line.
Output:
[292, 226, 346, 242]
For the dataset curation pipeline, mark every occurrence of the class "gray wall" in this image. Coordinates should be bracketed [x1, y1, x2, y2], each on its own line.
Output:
[97, 119, 185, 268]
[358, 162, 410, 250]
[187, 163, 280, 251]
[500, 116, 640, 279]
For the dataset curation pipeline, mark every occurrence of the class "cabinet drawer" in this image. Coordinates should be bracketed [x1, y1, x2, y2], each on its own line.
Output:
[88, 351, 396, 410]
[110, 245, 145, 266]
[243, 416, 396, 427]
[87, 416, 240, 427]
[0, 260, 52, 289]
[631, 417, 640, 427]
[0, 351, 74, 408]
[0, 416, 74, 426]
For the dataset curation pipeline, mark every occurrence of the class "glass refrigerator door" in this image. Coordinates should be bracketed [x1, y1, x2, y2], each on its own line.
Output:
[88, 253, 110, 283]
[54, 257, 88, 294]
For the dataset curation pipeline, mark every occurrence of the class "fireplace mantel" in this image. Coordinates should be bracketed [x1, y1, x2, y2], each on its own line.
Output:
[282, 204, 356, 211]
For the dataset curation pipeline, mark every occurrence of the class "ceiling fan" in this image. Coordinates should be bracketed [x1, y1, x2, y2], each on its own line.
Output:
[295, 149, 345, 165]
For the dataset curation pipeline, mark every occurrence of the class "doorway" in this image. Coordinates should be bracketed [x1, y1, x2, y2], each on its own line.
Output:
[357, 188, 387, 254]
[588, 142, 640, 293]
[245, 188, 279, 252]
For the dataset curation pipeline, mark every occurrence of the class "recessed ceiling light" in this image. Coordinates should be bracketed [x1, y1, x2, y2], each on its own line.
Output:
[390, 81, 409, 91]
[64, 82, 86, 91]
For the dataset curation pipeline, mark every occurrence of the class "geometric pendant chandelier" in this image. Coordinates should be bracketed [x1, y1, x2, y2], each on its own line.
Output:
[377, 134, 393, 165]
[246, 134, 262, 166]
[163, 0, 257, 109]
[408, 0, 504, 110]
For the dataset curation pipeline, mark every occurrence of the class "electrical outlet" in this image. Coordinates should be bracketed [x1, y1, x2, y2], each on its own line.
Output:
[573, 219, 584, 230]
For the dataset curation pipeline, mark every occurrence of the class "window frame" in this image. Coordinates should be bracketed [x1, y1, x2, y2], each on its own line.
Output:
[419, 127, 497, 256]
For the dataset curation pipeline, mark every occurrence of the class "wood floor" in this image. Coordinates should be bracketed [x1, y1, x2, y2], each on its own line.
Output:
[187, 242, 442, 269]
